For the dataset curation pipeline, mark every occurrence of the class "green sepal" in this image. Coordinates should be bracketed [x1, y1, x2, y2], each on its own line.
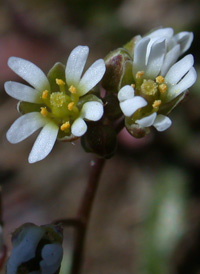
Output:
[159, 91, 188, 116]
[77, 94, 103, 109]
[47, 62, 66, 92]
[81, 122, 117, 158]
[125, 117, 150, 138]
[17, 101, 44, 114]
[102, 48, 132, 93]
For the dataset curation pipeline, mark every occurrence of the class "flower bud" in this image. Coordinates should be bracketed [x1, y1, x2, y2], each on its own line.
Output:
[6, 223, 63, 274]
[102, 48, 132, 93]
[81, 123, 117, 158]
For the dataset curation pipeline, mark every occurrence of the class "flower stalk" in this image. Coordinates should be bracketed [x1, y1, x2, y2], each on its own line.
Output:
[70, 157, 105, 274]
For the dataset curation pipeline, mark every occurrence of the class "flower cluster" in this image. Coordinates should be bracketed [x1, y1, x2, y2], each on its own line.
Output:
[5, 46, 105, 163]
[118, 28, 197, 135]
[6, 223, 63, 274]
[5, 27, 197, 161]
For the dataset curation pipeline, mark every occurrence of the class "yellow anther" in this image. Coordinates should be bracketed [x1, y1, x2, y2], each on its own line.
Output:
[56, 78, 65, 86]
[152, 100, 162, 108]
[60, 121, 70, 131]
[159, 83, 167, 94]
[69, 85, 77, 94]
[68, 102, 75, 111]
[131, 84, 135, 88]
[42, 90, 49, 99]
[40, 107, 48, 117]
[136, 71, 144, 79]
[156, 75, 165, 84]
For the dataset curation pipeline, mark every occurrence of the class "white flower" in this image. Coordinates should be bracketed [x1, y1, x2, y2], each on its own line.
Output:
[145, 27, 193, 56]
[118, 29, 197, 132]
[5, 46, 106, 163]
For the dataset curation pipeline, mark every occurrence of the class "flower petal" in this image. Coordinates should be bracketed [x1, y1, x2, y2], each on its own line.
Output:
[78, 59, 106, 96]
[161, 44, 180, 76]
[167, 67, 197, 100]
[81, 101, 103, 121]
[165, 54, 194, 85]
[120, 96, 147, 117]
[174, 32, 193, 55]
[65, 46, 89, 87]
[153, 114, 172, 131]
[136, 112, 157, 127]
[145, 39, 166, 78]
[8, 57, 50, 91]
[71, 118, 87, 137]
[28, 122, 58, 163]
[146, 28, 174, 39]
[118, 85, 135, 102]
[7, 113, 47, 144]
[4, 81, 43, 103]
[133, 37, 150, 74]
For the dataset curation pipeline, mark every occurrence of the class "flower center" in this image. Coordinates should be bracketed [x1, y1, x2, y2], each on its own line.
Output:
[40, 79, 80, 134]
[141, 79, 158, 96]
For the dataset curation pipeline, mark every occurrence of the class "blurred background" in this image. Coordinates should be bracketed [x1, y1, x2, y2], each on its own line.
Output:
[0, 0, 200, 273]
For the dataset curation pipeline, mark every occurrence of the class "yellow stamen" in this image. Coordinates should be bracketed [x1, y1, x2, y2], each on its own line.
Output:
[40, 107, 48, 117]
[68, 102, 75, 111]
[136, 71, 144, 79]
[60, 121, 70, 131]
[69, 85, 77, 94]
[131, 84, 135, 88]
[56, 78, 65, 86]
[152, 100, 162, 108]
[159, 84, 167, 94]
[156, 75, 165, 84]
[42, 90, 49, 99]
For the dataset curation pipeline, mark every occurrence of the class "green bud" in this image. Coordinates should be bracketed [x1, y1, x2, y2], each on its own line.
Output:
[102, 48, 131, 93]
[123, 35, 141, 56]
[81, 123, 117, 158]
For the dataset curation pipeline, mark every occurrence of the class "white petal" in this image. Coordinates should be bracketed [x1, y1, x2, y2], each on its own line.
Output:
[145, 39, 166, 78]
[165, 54, 194, 85]
[133, 37, 150, 74]
[146, 28, 174, 39]
[4, 81, 43, 103]
[120, 96, 147, 117]
[65, 46, 89, 87]
[174, 32, 193, 54]
[136, 112, 157, 127]
[28, 122, 58, 163]
[118, 85, 135, 102]
[81, 101, 103, 121]
[8, 57, 50, 91]
[7, 113, 47, 144]
[71, 118, 87, 137]
[153, 114, 172, 131]
[78, 59, 106, 96]
[160, 45, 180, 76]
[167, 67, 197, 100]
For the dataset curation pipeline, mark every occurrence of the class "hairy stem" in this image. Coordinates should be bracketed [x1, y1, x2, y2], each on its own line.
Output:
[70, 157, 106, 274]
